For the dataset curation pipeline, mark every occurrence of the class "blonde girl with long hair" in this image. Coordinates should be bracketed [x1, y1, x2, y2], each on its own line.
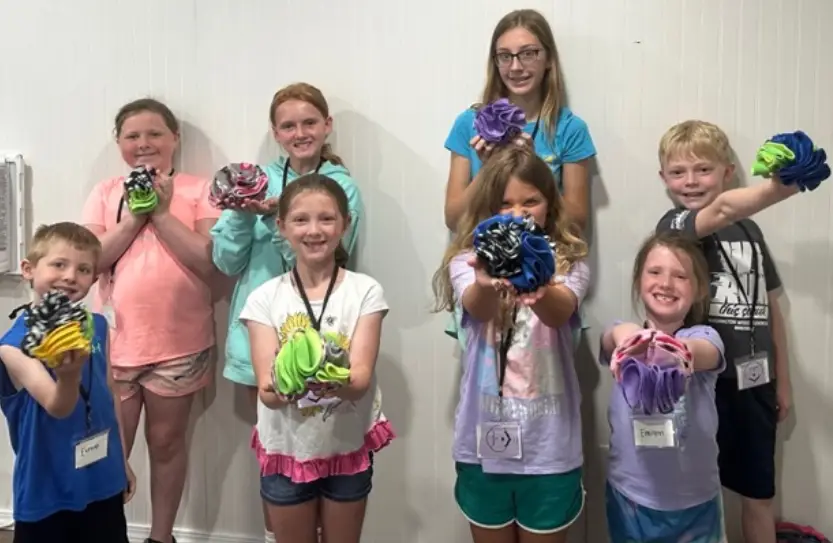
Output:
[433, 145, 590, 543]
[443, 8, 596, 348]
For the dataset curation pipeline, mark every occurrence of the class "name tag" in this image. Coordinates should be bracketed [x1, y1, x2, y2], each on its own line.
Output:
[75, 430, 109, 469]
[632, 415, 677, 448]
[736, 352, 770, 390]
[477, 422, 522, 460]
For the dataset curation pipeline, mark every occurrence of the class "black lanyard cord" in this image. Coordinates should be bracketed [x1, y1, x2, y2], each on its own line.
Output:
[712, 222, 759, 354]
[497, 306, 519, 399]
[530, 115, 541, 142]
[292, 262, 339, 331]
[281, 159, 324, 191]
[78, 364, 94, 431]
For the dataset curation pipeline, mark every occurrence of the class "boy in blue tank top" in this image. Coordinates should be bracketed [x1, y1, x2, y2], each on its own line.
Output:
[0, 222, 136, 543]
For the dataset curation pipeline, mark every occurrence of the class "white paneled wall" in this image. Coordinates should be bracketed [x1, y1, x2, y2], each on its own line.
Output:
[1, 1, 832, 541]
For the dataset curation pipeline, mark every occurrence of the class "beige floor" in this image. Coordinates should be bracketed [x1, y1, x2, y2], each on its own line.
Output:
[0, 530, 11, 542]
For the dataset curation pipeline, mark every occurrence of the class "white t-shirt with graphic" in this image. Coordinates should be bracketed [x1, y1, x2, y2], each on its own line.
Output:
[239, 270, 393, 482]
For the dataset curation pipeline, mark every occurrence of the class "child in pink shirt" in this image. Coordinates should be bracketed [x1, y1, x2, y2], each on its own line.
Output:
[81, 98, 220, 543]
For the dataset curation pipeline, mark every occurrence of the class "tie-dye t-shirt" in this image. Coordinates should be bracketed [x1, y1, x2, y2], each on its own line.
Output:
[450, 251, 591, 475]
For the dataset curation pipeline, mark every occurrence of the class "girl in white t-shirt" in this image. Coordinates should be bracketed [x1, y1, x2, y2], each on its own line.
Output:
[239, 173, 394, 543]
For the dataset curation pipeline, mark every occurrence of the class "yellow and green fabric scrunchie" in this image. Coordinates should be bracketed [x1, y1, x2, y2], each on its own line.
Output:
[21, 290, 94, 369]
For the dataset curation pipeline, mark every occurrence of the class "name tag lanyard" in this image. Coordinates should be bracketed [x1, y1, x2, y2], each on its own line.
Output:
[712, 222, 758, 355]
[496, 306, 519, 413]
[78, 363, 94, 433]
[292, 262, 339, 331]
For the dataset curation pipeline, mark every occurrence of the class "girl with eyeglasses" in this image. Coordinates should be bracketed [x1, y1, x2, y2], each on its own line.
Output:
[443, 9, 597, 356]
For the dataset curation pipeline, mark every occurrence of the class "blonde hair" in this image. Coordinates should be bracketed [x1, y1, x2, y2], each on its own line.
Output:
[658, 120, 733, 167]
[477, 9, 566, 139]
[26, 222, 102, 265]
[432, 146, 587, 312]
[631, 231, 710, 325]
[269, 82, 345, 168]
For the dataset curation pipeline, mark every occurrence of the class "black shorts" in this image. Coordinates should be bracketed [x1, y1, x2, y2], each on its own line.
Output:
[715, 378, 778, 500]
[13, 493, 128, 543]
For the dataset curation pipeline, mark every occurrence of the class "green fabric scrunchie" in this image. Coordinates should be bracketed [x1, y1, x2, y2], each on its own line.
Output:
[750, 141, 795, 177]
[128, 188, 159, 214]
[272, 328, 351, 397]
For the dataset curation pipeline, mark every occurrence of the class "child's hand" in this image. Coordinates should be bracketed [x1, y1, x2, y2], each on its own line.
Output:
[152, 171, 174, 215]
[470, 135, 496, 163]
[123, 462, 137, 503]
[517, 274, 563, 306]
[258, 384, 287, 410]
[52, 350, 88, 381]
[468, 255, 512, 293]
[226, 196, 280, 215]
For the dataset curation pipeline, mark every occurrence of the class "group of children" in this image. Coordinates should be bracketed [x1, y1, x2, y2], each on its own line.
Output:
[0, 7, 819, 543]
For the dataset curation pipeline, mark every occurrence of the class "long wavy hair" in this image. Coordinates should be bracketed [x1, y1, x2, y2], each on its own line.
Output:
[432, 146, 587, 313]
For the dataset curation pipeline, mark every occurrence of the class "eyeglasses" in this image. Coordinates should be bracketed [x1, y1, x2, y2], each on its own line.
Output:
[494, 49, 543, 66]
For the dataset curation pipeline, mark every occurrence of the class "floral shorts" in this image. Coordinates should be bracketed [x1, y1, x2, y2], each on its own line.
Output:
[112, 347, 214, 400]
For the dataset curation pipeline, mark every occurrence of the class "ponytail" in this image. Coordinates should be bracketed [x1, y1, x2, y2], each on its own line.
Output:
[335, 242, 349, 268]
[320, 143, 345, 167]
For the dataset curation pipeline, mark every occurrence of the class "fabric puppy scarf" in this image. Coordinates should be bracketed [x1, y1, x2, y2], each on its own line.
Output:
[21, 290, 94, 368]
[473, 213, 556, 294]
[209, 162, 269, 209]
[123, 165, 159, 214]
[609, 329, 693, 415]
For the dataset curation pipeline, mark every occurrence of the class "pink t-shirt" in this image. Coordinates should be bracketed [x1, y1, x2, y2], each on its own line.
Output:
[81, 173, 221, 368]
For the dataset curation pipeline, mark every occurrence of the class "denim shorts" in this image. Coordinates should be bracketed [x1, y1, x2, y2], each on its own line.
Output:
[261, 464, 374, 506]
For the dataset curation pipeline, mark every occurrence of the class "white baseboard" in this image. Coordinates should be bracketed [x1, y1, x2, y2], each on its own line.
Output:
[0, 509, 261, 543]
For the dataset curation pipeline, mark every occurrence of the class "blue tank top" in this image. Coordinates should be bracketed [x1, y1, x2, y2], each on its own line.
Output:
[0, 313, 127, 522]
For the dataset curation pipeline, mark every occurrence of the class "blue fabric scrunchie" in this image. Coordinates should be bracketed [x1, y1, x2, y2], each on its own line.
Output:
[472, 214, 555, 293]
[752, 131, 831, 192]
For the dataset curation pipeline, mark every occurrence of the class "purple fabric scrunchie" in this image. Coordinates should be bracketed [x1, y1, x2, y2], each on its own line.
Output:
[474, 98, 526, 145]
[619, 357, 687, 415]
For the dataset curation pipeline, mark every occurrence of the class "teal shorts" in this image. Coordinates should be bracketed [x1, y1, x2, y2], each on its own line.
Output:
[454, 463, 584, 533]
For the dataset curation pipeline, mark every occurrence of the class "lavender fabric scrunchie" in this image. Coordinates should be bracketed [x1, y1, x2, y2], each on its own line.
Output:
[210, 162, 269, 209]
[474, 98, 526, 145]
[611, 329, 692, 415]
[472, 213, 555, 293]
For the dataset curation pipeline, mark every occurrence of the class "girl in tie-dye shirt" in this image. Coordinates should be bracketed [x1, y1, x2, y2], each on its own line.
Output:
[432, 145, 590, 543]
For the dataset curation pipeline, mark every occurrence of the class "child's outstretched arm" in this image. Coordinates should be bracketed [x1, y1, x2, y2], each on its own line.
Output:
[659, 178, 797, 239]
[680, 337, 722, 371]
[0, 346, 85, 418]
[338, 311, 385, 402]
[246, 321, 285, 409]
[529, 260, 591, 329]
[601, 322, 723, 371]
[601, 322, 642, 356]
